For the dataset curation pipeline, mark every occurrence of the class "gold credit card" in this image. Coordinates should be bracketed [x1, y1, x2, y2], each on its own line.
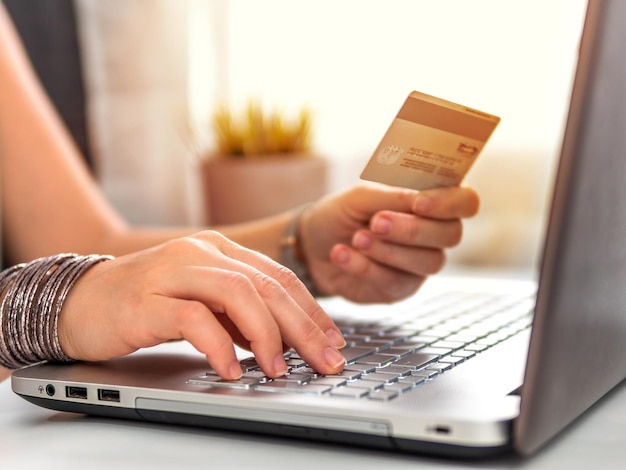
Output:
[360, 91, 500, 190]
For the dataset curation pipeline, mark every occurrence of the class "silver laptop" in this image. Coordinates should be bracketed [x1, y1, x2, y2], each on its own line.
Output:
[11, 0, 626, 458]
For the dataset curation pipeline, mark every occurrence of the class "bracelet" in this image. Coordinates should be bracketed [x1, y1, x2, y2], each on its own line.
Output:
[280, 205, 321, 297]
[0, 253, 113, 369]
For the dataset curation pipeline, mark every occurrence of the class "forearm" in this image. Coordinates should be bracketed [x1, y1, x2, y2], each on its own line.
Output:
[0, 5, 124, 264]
[1, 5, 295, 267]
[94, 211, 292, 263]
[216, 212, 292, 262]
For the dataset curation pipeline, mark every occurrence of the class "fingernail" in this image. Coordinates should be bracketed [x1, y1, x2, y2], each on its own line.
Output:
[352, 231, 373, 250]
[372, 216, 392, 235]
[273, 353, 288, 376]
[325, 347, 346, 369]
[325, 328, 346, 348]
[229, 362, 243, 380]
[334, 246, 350, 264]
[414, 194, 434, 214]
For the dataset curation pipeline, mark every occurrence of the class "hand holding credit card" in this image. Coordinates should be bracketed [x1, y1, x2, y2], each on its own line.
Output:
[360, 91, 500, 190]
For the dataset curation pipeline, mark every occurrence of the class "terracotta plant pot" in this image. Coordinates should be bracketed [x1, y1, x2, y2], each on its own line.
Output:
[201, 154, 328, 225]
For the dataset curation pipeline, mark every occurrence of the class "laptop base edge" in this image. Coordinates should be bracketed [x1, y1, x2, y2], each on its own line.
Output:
[17, 393, 512, 460]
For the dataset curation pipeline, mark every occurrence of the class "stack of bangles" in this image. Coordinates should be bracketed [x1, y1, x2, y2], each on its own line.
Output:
[0, 253, 113, 370]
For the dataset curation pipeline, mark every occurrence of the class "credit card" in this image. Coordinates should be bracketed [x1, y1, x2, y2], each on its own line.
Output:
[360, 91, 500, 190]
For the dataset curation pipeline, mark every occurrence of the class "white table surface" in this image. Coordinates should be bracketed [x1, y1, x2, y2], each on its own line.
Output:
[2, 273, 626, 469]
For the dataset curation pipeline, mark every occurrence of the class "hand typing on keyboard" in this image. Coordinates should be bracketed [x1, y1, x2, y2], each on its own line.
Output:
[59, 232, 347, 381]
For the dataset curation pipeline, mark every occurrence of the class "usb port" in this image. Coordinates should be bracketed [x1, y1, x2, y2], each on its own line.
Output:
[66, 386, 88, 399]
[98, 389, 120, 402]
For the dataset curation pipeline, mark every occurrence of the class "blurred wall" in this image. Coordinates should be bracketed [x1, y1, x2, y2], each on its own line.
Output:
[75, 0, 203, 227]
[73, 0, 588, 272]
[205, 0, 587, 272]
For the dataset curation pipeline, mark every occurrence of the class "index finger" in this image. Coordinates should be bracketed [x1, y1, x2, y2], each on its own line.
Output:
[347, 183, 479, 220]
[219, 238, 347, 373]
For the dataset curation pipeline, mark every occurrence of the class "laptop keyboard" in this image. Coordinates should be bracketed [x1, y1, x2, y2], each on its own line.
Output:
[187, 290, 534, 401]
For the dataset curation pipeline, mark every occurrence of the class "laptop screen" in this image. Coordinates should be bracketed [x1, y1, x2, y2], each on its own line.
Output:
[516, 0, 626, 454]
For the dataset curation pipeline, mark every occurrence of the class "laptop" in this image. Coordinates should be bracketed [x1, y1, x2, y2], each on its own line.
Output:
[11, 0, 626, 458]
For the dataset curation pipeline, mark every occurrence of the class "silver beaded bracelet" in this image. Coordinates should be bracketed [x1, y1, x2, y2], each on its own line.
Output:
[0, 253, 113, 369]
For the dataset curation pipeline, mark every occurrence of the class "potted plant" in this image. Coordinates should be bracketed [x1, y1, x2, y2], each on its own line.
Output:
[200, 101, 328, 225]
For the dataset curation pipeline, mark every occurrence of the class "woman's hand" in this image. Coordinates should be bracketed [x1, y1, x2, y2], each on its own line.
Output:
[58, 231, 347, 380]
[301, 183, 480, 303]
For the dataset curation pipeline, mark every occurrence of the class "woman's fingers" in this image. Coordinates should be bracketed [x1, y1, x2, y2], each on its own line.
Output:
[335, 183, 479, 221]
[329, 244, 428, 301]
[145, 294, 243, 380]
[157, 266, 288, 378]
[219, 238, 346, 346]
[366, 213, 463, 248]
[346, 186, 478, 273]
[156, 262, 346, 378]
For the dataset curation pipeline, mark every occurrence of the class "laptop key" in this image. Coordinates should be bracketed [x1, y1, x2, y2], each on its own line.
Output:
[359, 372, 399, 384]
[330, 387, 369, 399]
[187, 374, 265, 390]
[378, 347, 412, 358]
[344, 334, 372, 346]
[326, 369, 364, 380]
[344, 363, 377, 374]
[451, 349, 477, 359]
[431, 340, 466, 351]
[376, 364, 413, 377]
[438, 356, 465, 366]
[410, 369, 439, 380]
[271, 373, 313, 385]
[395, 353, 439, 369]
[356, 353, 398, 367]
[344, 381, 384, 393]
[311, 376, 348, 387]
[384, 381, 415, 394]
[255, 382, 332, 395]
[464, 343, 489, 352]
[368, 389, 399, 401]
[391, 341, 427, 352]
[425, 362, 453, 373]
[399, 375, 428, 387]
[341, 345, 378, 363]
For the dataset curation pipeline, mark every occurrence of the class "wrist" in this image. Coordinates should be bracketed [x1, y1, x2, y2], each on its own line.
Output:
[0, 254, 112, 369]
[280, 205, 321, 297]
